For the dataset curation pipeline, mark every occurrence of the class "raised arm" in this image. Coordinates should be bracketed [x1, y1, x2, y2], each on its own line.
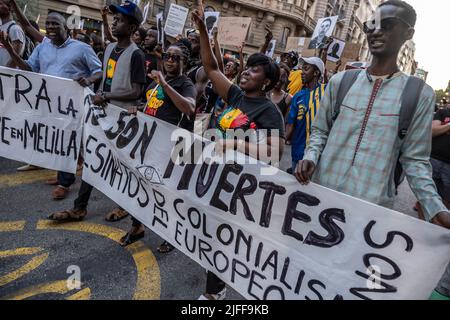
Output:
[10, 0, 44, 43]
[101, 6, 117, 43]
[191, 5, 232, 103]
[212, 27, 224, 73]
[260, 25, 273, 54]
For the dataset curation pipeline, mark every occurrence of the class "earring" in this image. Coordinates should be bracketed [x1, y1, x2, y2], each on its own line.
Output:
[262, 84, 267, 91]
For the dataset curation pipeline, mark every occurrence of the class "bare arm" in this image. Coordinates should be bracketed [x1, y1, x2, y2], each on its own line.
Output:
[152, 71, 195, 116]
[0, 32, 31, 71]
[285, 123, 294, 142]
[191, 6, 232, 103]
[260, 25, 272, 54]
[10, 0, 44, 43]
[101, 6, 117, 43]
[212, 27, 224, 73]
[432, 120, 450, 138]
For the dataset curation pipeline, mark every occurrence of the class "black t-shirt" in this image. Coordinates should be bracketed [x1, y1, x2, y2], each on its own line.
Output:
[144, 52, 158, 85]
[143, 75, 196, 126]
[103, 47, 146, 93]
[431, 108, 450, 163]
[216, 85, 285, 141]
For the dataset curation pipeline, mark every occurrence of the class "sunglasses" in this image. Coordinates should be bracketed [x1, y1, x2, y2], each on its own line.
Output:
[162, 53, 183, 63]
[363, 17, 411, 34]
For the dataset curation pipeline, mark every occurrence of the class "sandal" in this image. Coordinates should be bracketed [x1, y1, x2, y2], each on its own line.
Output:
[120, 231, 145, 247]
[157, 241, 175, 253]
[48, 208, 87, 221]
[105, 207, 129, 222]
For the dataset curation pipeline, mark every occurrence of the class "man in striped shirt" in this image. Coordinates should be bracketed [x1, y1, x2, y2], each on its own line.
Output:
[296, 0, 450, 229]
[286, 57, 326, 172]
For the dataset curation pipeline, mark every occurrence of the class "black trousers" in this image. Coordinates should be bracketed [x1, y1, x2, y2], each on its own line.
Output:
[74, 180, 94, 210]
[206, 271, 225, 294]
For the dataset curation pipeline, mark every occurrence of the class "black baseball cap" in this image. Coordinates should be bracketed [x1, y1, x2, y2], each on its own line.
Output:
[109, 0, 143, 25]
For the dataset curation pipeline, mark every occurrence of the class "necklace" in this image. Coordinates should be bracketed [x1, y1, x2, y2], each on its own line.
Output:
[113, 46, 126, 54]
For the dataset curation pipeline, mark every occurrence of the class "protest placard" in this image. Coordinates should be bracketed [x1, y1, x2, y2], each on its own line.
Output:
[82, 96, 450, 300]
[0, 67, 84, 173]
[265, 40, 276, 58]
[164, 4, 189, 38]
[327, 38, 346, 63]
[205, 12, 220, 39]
[309, 16, 338, 49]
[156, 12, 164, 46]
[285, 37, 315, 57]
[218, 17, 252, 48]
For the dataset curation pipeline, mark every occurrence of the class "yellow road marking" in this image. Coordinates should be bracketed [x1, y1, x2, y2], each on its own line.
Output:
[0, 169, 82, 189]
[0, 251, 49, 287]
[0, 220, 26, 232]
[36, 220, 161, 300]
[0, 170, 56, 188]
[0, 280, 84, 300]
[66, 287, 91, 300]
[0, 247, 42, 258]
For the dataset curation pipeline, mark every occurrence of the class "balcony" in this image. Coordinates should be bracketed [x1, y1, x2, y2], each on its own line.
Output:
[229, 0, 310, 29]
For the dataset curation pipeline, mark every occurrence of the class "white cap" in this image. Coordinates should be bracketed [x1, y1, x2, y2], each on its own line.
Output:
[301, 57, 325, 77]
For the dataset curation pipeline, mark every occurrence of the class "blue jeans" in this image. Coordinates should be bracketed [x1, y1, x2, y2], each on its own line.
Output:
[57, 171, 76, 188]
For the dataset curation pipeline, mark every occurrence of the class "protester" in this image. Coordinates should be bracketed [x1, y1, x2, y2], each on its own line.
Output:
[47, 0, 146, 221]
[121, 40, 196, 249]
[0, 0, 25, 66]
[295, 0, 450, 229]
[132, 26, 147, 48]
[270, 62, 292, 118]
[192, 3, 284, 300]
[143, 28, 160, 85]
[417, 101, 450, 298]
[0, 11, 102, 199]
[7, 0, 44, 45]
[286, 57, 325, 172]
[280, 51, 303, 96]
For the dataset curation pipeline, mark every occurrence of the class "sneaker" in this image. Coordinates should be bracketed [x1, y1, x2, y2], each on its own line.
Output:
[198, 288, 226, 300]
[16, 164, 41, 172]
[52, 185, 70, 200]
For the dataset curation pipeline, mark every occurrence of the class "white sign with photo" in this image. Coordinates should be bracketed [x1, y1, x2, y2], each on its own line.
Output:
[309, 16, 338, 49]
[0, 67, 84, 173]
[164, 4, 189, 38]
[81, 97, 450, 300]
[265, 39, 276, 58]
[327, 38, 346, 62]
[205, 12, 220, 39]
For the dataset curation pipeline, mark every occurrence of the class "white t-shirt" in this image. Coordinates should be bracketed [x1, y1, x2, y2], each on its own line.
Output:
[0, 20, 25, 67]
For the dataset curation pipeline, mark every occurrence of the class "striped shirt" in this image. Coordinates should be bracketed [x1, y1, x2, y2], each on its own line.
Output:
[287, 83, 326, 162]
[303, 70, 448, 221]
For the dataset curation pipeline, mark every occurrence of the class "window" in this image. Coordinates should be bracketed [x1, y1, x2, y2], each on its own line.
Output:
[280, 27, 291, 46]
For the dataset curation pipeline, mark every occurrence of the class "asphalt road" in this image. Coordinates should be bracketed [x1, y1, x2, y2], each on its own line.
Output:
[0, 147, 419, 300]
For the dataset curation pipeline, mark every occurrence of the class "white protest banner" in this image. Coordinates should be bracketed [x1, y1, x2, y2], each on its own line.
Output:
[82, 98, 450, 300]
[0, 67, 84, 173]
[218, 17, 251, 48]
[164, 4, 189, 38]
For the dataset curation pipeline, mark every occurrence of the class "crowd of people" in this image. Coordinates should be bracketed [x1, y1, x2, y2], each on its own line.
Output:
[0, 0, 448, 300]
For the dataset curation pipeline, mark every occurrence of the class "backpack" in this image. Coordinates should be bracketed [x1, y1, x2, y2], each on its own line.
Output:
[332, 69, 426, 193]
[7, 22, 35, 60]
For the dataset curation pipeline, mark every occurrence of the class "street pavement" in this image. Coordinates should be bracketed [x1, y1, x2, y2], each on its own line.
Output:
[0, 147, 419, 300]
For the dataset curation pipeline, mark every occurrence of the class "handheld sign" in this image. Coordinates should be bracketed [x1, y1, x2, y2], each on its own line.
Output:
[142, 2, 150, 26]
[205, 12, 220, 39]
[327, 38, 346, 62]
[156, 12, 164, 46]
[218, 17, 252, 48]
[164, 4, 189, 38]
[265, 39, 276, 58]
[309, 16, 338, 49]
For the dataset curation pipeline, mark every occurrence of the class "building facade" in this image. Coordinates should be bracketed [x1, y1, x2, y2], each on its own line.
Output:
[414, 68, 428, 82]
[398, 39, 416, 75]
